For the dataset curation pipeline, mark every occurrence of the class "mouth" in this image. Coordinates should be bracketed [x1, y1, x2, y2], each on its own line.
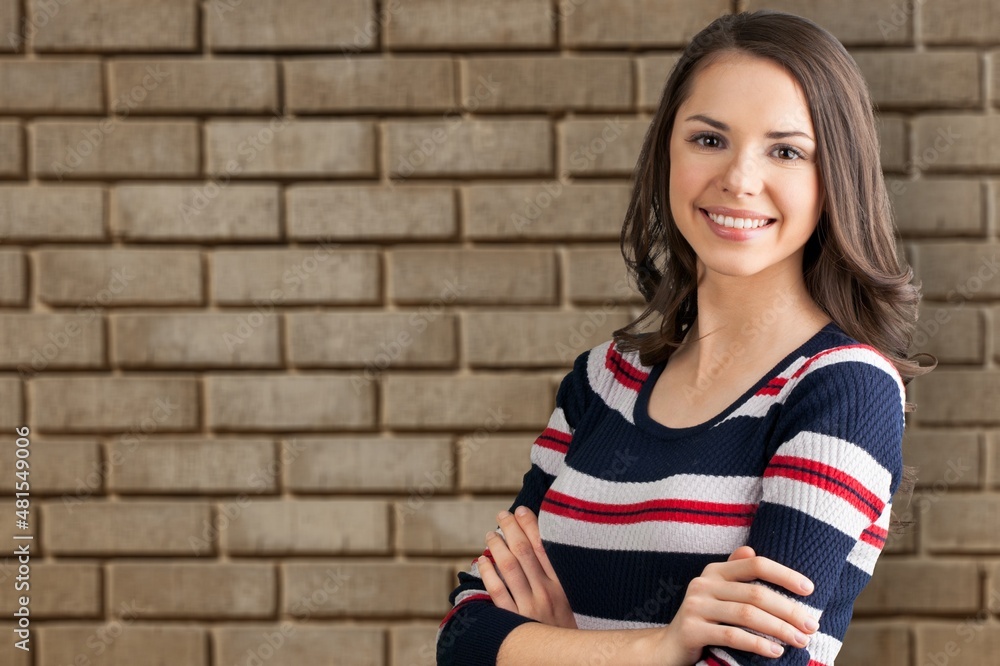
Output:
[700, 208, 777, 229]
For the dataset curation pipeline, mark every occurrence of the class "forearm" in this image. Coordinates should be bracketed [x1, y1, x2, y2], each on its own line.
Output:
[496, 622, 662, 666]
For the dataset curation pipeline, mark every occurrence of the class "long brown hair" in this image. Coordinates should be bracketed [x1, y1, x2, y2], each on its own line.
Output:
[611, 10, 936, 534]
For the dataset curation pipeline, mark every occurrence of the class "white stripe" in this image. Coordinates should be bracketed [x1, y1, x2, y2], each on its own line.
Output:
[531, 440, 567, 477]
[846, 501, 892, 575]
[587, 340, 646, 425]
[540, 509, 751, 555]
[806, 629, 842, 665]
[796, 346, 906, 414]
[717, 355, 813, 426]
[774, 430, 892, 501]
[573, 611, 665, 631]
[554, 466, 764, 506]
[762, 476, 871, 537]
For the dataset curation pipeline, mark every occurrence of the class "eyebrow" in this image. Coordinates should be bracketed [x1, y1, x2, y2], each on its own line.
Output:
[683, 114, 815, 143]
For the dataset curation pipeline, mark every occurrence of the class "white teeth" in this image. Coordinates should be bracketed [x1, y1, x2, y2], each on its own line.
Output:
[705, 211, 773, 229]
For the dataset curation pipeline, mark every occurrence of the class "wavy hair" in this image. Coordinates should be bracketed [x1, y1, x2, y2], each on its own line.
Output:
[611, 10, 937, 534]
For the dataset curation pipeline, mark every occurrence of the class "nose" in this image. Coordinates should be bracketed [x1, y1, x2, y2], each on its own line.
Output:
[720, 149, 763, 196]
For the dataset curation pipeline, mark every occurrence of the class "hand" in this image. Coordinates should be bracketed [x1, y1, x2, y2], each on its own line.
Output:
[647, 546, 820, 665]
[477, 506, 578, 629]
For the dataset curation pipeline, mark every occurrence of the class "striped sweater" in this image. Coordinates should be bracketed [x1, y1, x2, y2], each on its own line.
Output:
[436, 321, 905, 665]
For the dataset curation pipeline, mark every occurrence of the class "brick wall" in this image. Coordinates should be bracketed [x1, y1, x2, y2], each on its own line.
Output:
[0, 0, 996, 664]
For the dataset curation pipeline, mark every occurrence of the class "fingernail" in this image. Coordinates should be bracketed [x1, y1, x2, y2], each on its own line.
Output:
[804, 618, 819, 632]
[485, 530, 495, 541]
[515, 506, 529, 517]
[801, 579, 814, 593]
[497, 510, 510, 521]
[771, 644, 783, 656]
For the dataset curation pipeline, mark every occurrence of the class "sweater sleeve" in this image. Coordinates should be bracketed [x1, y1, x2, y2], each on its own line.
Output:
[698, 346, 905, 666]
[435, 347, 592, 666]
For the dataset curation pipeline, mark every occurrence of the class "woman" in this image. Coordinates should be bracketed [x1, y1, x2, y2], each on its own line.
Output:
[436, 10, 936, 666]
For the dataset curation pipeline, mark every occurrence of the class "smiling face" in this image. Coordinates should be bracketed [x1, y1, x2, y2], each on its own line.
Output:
[668, 50, 824, 282]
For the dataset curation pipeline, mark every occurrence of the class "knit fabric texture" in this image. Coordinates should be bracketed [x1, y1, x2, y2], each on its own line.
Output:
[435, 321, 905, 665]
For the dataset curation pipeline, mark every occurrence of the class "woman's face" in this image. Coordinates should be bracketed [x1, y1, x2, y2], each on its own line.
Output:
[668, 51, 824, 282]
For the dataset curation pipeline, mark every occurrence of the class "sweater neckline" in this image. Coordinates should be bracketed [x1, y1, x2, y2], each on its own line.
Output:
[633, 321, 843, 440]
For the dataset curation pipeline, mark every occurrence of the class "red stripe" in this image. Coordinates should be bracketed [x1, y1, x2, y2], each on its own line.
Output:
[757, 376, 788, 396]
[860, 529, 884, 548]
[605, 344, 648, 391]
[807, 660, 829, 666]
[792, 343, 904, 387]
[535, 427, 571, 454]
[766, 455, 883, 521]
[542, 489, 757, 527]
[438, 593, 492, 628]
[704, 655, 730, 666]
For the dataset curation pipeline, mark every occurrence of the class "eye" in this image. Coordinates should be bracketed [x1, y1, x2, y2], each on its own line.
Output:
[774, 145, 807, 161]
[687, 131, 724, 149]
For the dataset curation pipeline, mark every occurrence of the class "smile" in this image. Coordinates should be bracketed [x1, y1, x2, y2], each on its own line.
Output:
[702, 209, 776, 229]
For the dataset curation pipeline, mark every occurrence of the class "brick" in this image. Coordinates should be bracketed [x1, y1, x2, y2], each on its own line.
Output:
[30, 0, 196, 52]
[387, 119, 551, 178]
[38, 249, 203, 306]
[283, 562, 451, 617]
[0, 313, 104, 371]
[910, 304, 983, 364]
[458, 435, 532, 492]
[924, 495, 1000, 552]
[0, 0, 17, 53]
[42, 501, 212, 555]
[0, 59, 102, 112]
[914, 370, 1000, 425]
[851, 51, 979, 108]
[0, 439, 100, 495]
[0, 378, 21, 431]
[212, 248, 379, 305]
[108, 438, 276, 494]
[206, 119, 376, 178]
[391, 248, 556, 304]
[912, 243, 1000, 300]
[223, 499, 389, 555]
[989, 432, 1000, 488]
[877, 114, 906, 171]
[745, 0, 911, 44]
[0, 121, 22, 176]
[109, 58, 277, 113]
[464, 311, 631, 366]
[638, 54, 682, 111]
[882, 487, 917, 554]
[923, 0, 1000, 44]
[565, 0, 728, 47]
[560, 117, 645, 176]
[903, 430, 980, 490]
[995, 53, 1000, 107]
[283, 437, 452, 492]
[208, 375, 376, 431]
[464, 56, 631, 111]
[0, 250, 24, 305]
[0, 562, 100, 617]
[838, 623, 910, 666]
[288, 312, 457, 367]
[286, 56, 455, 112]
[208, 0, 374, 51]
[854, 560, 979, 613]
[0, 185, 105, 240]
[0, 625, 28, 666]
[567, 246, 644, 304]
[112, 313, 280, 368]
[110, 562, 274, 618]
[31, 377, 199, 433]
[391, 625, 438, 666]
[384, 374, 551, 430]
[387, 0, 552, 49]
[217, 626, 385, 666]
[33, 120, 199, 178]
[918, 623, 1000, 664]
[463, 183, 631, 240]
[38, 626, 206, 665]
[886, 178, 983, 237]
[113, 183, 279, 242]
[287, 185, 455, 240]
[989, 562, 1000, 612]
[398, 498, 517, 554]
[913, 115, 1000, 170]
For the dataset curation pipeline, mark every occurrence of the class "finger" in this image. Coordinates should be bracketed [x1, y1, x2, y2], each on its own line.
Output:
[709, 597, 811, 649]
[485, 528, 533, 604]
[727, 581, 820, 637]
[727, 545, 756, 561]
[512, 507, 558, 581]
[706, 622, 788, 659]
[496, 511, 551, 590]
[476, 555, 516, 613]
[719, 555, 814, 597]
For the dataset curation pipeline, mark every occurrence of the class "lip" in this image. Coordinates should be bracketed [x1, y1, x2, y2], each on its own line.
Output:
[699, 207, 777, 241]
